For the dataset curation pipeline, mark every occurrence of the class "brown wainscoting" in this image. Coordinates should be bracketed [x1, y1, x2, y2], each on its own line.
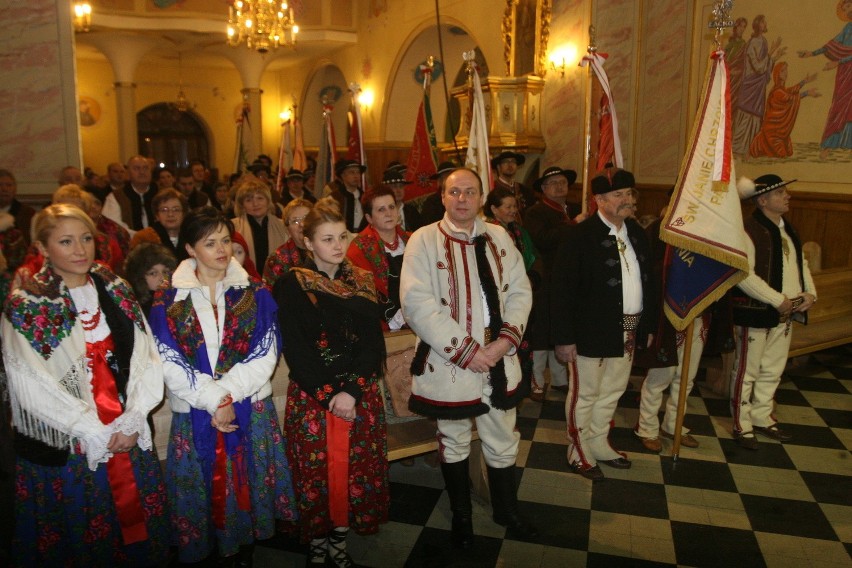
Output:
[630, 184, 852, 270]
[19, 194, 52, 209]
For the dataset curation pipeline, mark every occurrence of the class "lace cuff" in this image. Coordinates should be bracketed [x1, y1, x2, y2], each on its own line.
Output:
[110, 410, 152, 452]
[82, 426, 114, 471]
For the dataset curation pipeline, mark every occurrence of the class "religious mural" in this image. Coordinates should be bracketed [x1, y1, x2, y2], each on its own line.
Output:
[696, 0, 852, 190]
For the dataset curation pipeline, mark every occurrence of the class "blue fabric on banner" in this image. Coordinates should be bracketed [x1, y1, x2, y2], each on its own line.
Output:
[663, 245, 739, 320]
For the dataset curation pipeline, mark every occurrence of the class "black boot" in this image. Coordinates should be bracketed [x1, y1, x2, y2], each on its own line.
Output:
[440, 458, 474, 549]
[487, 464, 538, 539]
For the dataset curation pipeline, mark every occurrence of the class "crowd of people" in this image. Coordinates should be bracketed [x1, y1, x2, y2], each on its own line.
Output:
[0, 151, 816, 565]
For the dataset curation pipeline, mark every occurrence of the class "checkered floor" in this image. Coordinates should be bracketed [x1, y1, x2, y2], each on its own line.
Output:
[253, 346, 852, 567]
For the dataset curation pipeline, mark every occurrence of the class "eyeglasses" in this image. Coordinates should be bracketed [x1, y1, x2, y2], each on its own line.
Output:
[445, 188, 479, 199]
[158, 207, 183, 214]
[287, 216, 306, 226]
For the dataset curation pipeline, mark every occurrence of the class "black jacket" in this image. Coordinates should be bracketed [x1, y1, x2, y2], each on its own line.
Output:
[551, 214, 657, 358]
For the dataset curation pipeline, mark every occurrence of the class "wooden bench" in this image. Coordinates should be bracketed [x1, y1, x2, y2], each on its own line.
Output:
[788, 266, 852, 357]
[703, 266, 852, 396]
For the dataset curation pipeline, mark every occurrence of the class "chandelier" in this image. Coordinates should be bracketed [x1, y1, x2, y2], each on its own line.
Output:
[227, 1, 299, 54]
[171, 53, 195, 113]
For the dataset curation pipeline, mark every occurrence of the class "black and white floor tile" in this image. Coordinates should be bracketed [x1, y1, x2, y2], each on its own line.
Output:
[253, 347, 852, 567]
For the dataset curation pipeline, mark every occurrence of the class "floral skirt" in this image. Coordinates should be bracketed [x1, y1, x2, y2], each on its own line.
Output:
[166, 397, 297, 563]
[285, 377, 390, 542]
[12, 446, 169, 567]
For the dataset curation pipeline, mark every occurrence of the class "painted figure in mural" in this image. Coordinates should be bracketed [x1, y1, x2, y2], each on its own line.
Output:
[798, 0, 852, 159]
[749, 63, 821, 159]
[732, 15, 787, 159]
[725, 17, 749, 107]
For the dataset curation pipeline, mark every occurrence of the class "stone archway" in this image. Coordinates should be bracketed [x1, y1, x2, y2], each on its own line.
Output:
[137, 103, 211, 170]
[383, 24, 483, 145]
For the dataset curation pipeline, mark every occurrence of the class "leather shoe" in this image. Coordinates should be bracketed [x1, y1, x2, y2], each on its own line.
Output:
[753, 425, 793, 442]
[551, 384, 569, 393]
[735, 433, 759, 450]
[640, 437, 662, 453]
[529, 388, 545, 402]
[570, 463, 605, 482]
[600, 457, 632, 469]
[660, 430, 699, 448]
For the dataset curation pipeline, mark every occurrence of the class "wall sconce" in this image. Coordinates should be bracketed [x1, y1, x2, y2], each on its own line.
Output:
[550, 57, 566, 77]
[549, 45, 578, 78]
[280, 109, 292, 122]
[73, 2, 92, 33]
[359, 88, 375, 110]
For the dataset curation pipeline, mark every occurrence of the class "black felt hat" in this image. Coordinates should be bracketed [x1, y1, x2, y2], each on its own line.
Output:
[382, 169, 412, 185]
[490, 151, 526, 169]
[737, 174, 796, 200]
[591, 169, 635, 195]
[533, 167, 578, 192]
[429, 161, 457, 180]
[335, 159, 367, 177]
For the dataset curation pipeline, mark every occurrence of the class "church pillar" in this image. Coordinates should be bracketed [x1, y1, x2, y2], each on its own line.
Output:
[113, 82, 138, 162]
[82, 33, 159, 162]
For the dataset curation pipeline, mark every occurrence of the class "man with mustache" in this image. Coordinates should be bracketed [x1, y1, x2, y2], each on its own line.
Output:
[551, 168, 656, 482]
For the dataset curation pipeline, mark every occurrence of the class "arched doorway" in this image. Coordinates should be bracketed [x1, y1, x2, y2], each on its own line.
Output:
[137, 103, 210, 170]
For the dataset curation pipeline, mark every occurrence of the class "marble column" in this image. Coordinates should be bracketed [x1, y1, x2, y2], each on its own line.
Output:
[216, 46, 272, 160]
[240, 87, 264, 160]
[82, 33, 159, 162]
[113, 82, 138, 162]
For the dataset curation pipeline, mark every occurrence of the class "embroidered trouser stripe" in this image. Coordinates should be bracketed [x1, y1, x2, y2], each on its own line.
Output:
[569, 339, 634, 466]
[730, 323, 793, 435]
[565, 359, 590, 468]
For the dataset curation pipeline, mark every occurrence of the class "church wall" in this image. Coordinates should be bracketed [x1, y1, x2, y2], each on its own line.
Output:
[2, 0, 82, 195]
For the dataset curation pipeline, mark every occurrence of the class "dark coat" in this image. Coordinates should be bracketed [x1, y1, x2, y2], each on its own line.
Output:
[523, 199, 574, 349]
[551, 214, 657, 358]
[419, 191, 444, 226]
[400, 202, 423, 233]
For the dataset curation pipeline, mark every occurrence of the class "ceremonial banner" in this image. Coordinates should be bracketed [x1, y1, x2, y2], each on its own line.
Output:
[580, 52, 624, 173]
[463, 50, 492, 201]
[315, 103, 338, 189]
[660, 51, 749, 331]
[275, 117, 291, 196]
[232, 103, 254, 173]
[347, 84, 367, 190]
[404, 61, 439, 200]
[292, 115, 307, 172]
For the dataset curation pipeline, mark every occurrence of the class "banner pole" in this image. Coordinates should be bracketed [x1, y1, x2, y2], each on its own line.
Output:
[581, 25, 596, 216]
[671, 319, 695, 463]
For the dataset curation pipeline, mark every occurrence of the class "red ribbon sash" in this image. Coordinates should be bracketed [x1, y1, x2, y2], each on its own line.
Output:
[88, 338, 148, 545]
[211, 432, 252, 530]
[327, 412, 352, 527]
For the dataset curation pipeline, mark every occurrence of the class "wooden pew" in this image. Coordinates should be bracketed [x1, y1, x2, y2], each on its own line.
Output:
[788, 266, 852, 357]
[702, 266, 852, 396]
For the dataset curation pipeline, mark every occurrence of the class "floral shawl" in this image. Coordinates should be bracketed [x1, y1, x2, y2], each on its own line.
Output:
[346, 224, 410, 297]
[1, 262, 161, 470]
[149, 259, 281, 483]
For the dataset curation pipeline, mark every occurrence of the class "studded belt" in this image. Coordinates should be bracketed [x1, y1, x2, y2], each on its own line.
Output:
[483, 328, 493, 345]
[622, 313, 641, 331]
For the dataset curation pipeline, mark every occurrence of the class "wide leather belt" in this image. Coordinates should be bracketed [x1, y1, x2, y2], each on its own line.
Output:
[622, 313, 641, 331]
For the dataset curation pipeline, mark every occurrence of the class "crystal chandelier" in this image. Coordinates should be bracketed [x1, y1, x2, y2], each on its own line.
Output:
[227, 1, 299, 54]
